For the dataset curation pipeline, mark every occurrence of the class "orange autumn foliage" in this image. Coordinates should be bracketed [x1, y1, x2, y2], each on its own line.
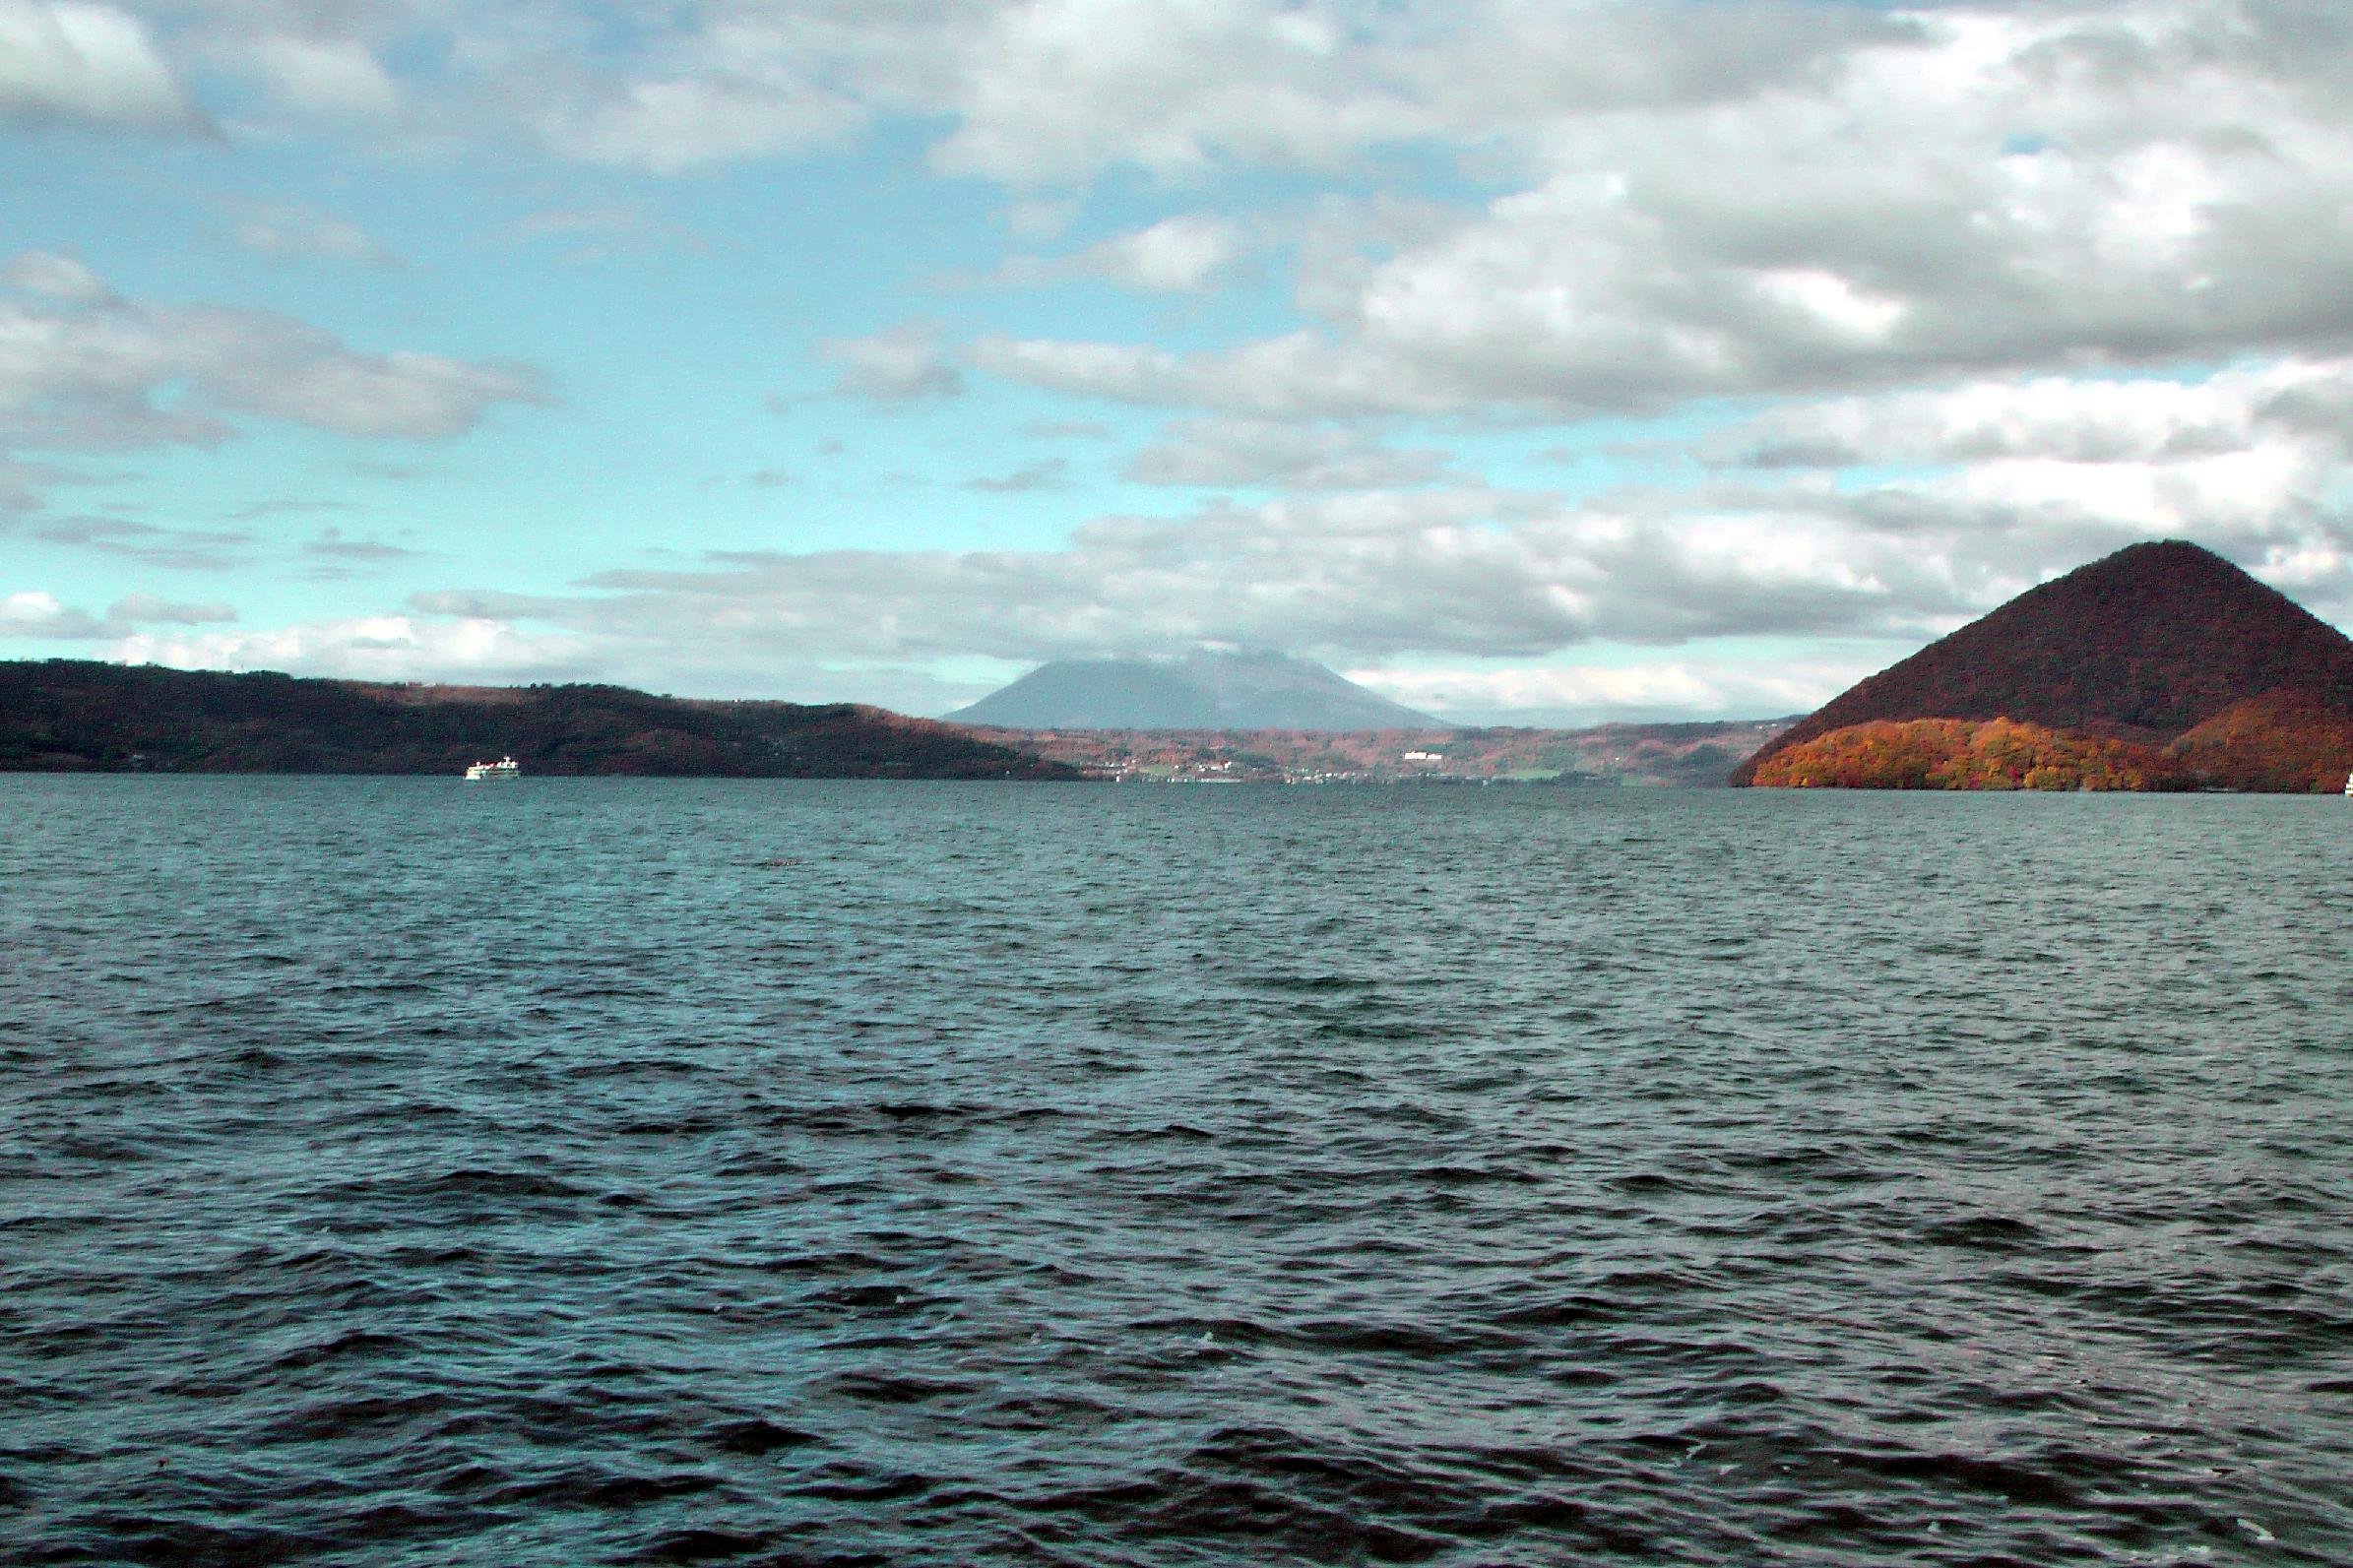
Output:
[1733, 541, 2353, 786]
[2166, 690, 2353, 792]
[1749, 718, 2182, 791]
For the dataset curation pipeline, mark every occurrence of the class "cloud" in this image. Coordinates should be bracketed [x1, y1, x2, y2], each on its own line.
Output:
[241, 32, 400, 118]
[965, 457, 1069, 492]
[107, 593, 234, 624]
[0, 455, 57, 513]
[1125, 417, 1451, 489]
[2, 247, 106, 300]
[1001, 214, 1248, 293]
[202, 339, 545, 439]
[481, 3, 972, 174]
[227, 203, 396, 266]
[0, 587, 101, 637]
[0, 587, 235, 641]
[971, 331, 1429, 417]
[1717, 359, 2353, 469]
[25, 515, 252, 569]
[927, 0, 1420, 184]
[0, 253, 547, 460]
[820, 319, 963, 401]
[38, 0, 1889, 188]
[302, 530, 418, 564]
[385, 417, 2353, 701]
[1108, 216, 1248, 294]
[532, 79, 850, 174]
[1692, 360, 2353, 585]
[401, 483, 1996, 673]
[20, 1, 2353, 720]
[109, 612, 593, 683]
[223, 497, 353, 522]
[926, 0, 1919, 186]
[954, 2, 2353, 419]
[1023, 417, 1110, 440]
[497, 203, 708, 260]
[0, 255, 547, 522]
[0, 0, 201, 131]
[1345, 655, 1877, 725]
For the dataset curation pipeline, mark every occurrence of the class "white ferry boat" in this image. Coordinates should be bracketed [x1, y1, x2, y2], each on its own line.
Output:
[464, 756, 521, 781]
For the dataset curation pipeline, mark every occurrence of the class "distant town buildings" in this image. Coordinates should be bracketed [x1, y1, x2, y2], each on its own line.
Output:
[946, 721, 1794, 787]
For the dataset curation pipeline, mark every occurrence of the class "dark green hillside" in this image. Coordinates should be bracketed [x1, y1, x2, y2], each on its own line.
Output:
[0, 661, 1079, 780]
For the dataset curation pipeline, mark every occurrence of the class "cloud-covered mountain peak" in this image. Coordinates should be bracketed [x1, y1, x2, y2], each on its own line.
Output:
[948, 649, 1441, 730]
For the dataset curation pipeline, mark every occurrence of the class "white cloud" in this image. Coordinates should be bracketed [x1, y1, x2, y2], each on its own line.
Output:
[0, 255, 547, 453]
[107, 592, 235, 623]
[0, 254, 547, 521]
[1722, 359, 2353, 469]
[1699, 360, 2353, 583]
[533, 73, 859, 173]
[0, 0, 199, 130]
[227, 203, 396, 266]
[965, 456, 1069, 492]
[498, 204, 707, 259]
[928, 0, 1423, 183]
[974, 331, 1433, 416]
[21, 514, 251, 569]
[243, 31, 400, 117]
[821, 319, 964, 401]
[398, 481, 2057, 672]
[0, 587, 101, 637]
[1003, 214, 1248, 293]
[110, 613, 592, 682]
[957, 2, 2353, 418]
[377, 429, 2353, 699]
[0, 456, 55, 513]
[510, 4, 924, 173]
[16, 1, 2353, 715]
[1346, 655, 1878, 724]
[1125, 416, 1451, 489]
[37, 0, 1904, 186]
[2, 248, 106, 300]
[204, 340, 541, 439]
[1022, 417, 1109, 440]
[0, 587, 235, 639]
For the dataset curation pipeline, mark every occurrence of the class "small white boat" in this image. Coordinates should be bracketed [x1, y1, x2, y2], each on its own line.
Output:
[464, 756, 521, 781]
[2344, 770, 2352, 797]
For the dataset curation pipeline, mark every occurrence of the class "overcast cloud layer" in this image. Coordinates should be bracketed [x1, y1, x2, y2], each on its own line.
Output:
[8, 0, 2353, 722]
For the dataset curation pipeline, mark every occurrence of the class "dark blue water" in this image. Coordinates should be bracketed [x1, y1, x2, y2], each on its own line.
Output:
[3, 778, 2349, 1566]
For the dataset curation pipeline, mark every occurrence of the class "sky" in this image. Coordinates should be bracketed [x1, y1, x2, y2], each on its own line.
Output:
[6, 0, 2353, 725]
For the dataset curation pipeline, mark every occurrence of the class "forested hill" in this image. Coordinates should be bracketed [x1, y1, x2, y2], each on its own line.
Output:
[1733, 541, 2353, 786]
[0, 661, 1079, 780]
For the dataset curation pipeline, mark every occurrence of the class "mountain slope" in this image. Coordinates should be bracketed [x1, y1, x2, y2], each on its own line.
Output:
[0, 660, 1079, 779]
[948, 651, 1440, 730]
[1733, 541, 2353, 784]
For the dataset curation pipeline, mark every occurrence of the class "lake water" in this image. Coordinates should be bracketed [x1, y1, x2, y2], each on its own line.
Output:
[3, 778, 2349, 1566]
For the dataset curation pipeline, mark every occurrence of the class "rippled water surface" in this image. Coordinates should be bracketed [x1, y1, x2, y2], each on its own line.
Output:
[4, 778, 2350, 1566]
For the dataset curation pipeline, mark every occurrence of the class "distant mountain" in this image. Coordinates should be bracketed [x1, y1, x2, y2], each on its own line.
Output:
[1733, 540, 2353, 789]
[947, 651, 1442, 730]
[0, 660, 1079, 779]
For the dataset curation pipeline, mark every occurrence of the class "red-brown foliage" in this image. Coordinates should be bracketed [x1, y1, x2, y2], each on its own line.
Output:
[1749, 718, 2181, 790]
[2167, 690, 2353, 792]
[1734, 541, 2353, 784]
